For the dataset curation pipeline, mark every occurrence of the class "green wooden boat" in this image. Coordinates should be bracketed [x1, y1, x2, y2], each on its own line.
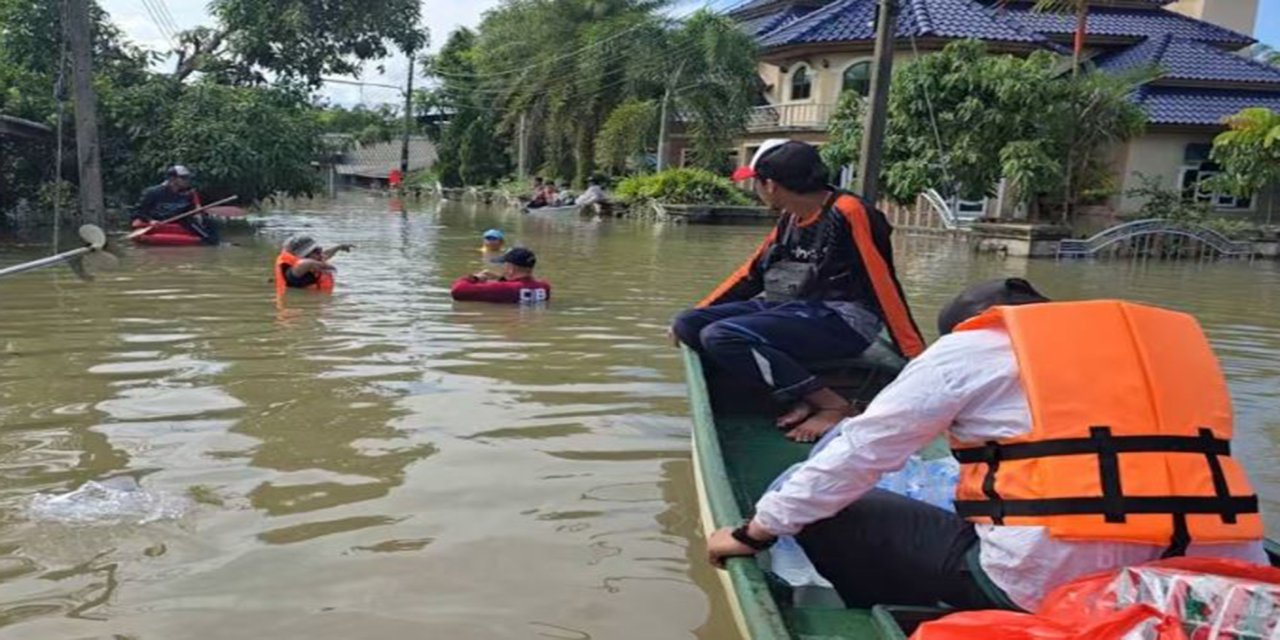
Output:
[683, 344, 1280, 640]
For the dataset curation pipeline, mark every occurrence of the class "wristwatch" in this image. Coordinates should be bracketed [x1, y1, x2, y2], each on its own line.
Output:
[731, 523, 777, 551]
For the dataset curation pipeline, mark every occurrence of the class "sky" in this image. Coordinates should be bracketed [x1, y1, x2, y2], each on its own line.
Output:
[98, 0, 736, 107]
[100, 0, 1280, 108]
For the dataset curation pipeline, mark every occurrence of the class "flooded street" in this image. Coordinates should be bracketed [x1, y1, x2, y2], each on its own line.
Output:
[0, 194, 1278, 639]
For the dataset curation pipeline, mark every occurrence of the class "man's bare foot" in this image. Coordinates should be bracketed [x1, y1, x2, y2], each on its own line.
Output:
[776, 402, 814, 429]
[786, 409, 848, 443]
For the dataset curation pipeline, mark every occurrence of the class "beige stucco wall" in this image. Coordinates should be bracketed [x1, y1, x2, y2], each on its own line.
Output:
[1166, 0, 1259, 38]
[757, 51, 920, 108]
[1117, 131, 1278, 222]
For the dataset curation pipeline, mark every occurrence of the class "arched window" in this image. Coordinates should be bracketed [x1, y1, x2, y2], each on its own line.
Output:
[789, 65, 812, 101]
[842, 61, 871, 97]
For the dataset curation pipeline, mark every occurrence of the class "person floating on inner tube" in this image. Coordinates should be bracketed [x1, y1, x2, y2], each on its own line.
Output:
[274, 235, 353, 295]
[671, 139, 925, 443]
[132, 165, 219, 245]
[451, 247, 551, 304]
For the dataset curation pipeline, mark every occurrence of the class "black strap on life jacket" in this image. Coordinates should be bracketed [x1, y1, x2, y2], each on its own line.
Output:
[952, 427, 1258, 555]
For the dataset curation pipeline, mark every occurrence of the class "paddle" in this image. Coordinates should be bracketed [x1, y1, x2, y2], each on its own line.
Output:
[126, 195, 238, 240]
[0, 225, 119, 281]
[205, 206, 248, 218]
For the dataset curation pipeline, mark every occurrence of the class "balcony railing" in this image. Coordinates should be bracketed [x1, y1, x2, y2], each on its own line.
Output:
[747, 103, 836, 132]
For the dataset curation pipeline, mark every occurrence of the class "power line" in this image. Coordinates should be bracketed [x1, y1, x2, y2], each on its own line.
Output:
[136, 0, 176, 47]
[151, 0, 182, 36]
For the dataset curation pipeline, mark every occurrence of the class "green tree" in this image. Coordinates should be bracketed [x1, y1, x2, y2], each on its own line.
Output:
[650, 10, 758, 173]
[100, 79, 323, 203]
[865, 40, 1144, 219]
[422, 27, 509, 187]
[176, 0, 426, 86]
[594, 99, 658, 174]
[820, 91, 865, 180]
[1210, 107, 1280, 221]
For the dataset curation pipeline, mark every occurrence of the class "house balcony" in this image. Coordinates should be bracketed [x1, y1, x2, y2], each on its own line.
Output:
[747, 102, 836, 132]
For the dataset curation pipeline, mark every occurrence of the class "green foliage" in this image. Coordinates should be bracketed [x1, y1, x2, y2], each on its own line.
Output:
[595, 99, 658, 174]
[422, 27, 510, 187]
[192, 0, 427, 86]
[426, 4, 756, 185]
[1125, 173, 1257, 239]
[660, 11, 758, 173]
[1208, 107, 1280, 200]
[0, 0, 151, 215]
[316, 105, 401, 145]
[100, 79, 324, 203]
[615, 168, 751, 205]
[821, 91, 865, 175]
[868, 39, 1146, 217]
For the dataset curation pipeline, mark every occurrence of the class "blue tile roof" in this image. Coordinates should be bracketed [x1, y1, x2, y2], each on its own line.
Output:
[740, 8, 811, 38]
[758, 0, 1048, 49]
[1135, 86, 1280, 125]
[1096, 35, 1280, 86]
[997, 5, 1253, 47]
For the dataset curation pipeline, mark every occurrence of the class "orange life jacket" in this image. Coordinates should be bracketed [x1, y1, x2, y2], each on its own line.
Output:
[274, 250, 334, 295]
[951, 300, 1262, 554]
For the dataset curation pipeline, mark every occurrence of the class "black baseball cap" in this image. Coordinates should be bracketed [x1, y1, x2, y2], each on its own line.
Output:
[731, 139, 828, 188]
[937, 278, 1051, 335]
[503, 247, 537, 269]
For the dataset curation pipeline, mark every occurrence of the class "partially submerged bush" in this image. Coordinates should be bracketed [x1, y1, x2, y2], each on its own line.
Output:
[615, 168, 752, 206]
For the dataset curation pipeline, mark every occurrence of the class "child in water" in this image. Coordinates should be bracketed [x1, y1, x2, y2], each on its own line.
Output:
[480, 229, 506, 272]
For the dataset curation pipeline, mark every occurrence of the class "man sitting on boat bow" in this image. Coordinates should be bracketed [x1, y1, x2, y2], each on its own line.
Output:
[707, 278, 1267, 612]
[672, 139, 925, 443]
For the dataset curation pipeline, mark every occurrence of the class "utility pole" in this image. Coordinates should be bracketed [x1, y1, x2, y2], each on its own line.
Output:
[65, 0, 104, 226]
[517, 112, 529, 180]
[856, 0, 899, 206]
[400, 54, 415, 177]
[656, 87, 671, 172]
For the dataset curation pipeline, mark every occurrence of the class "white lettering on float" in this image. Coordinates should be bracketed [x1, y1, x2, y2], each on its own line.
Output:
[519, 288, 548, 304]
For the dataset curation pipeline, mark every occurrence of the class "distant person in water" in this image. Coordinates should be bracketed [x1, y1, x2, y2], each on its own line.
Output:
[529, 177, 551, 208]
[480, 229, 506, 272]
[555, 181, 576, 206]
[451, 247, 551, 304]
[274, 235, 353, 294]
[576, 178, 607, 207]
[132, 165, 218, 244]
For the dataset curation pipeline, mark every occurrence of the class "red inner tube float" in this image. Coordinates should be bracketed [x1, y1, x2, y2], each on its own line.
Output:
[130, 221, 204, 246]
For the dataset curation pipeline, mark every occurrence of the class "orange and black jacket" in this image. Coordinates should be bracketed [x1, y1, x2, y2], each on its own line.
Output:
[698, 190, 925, 358]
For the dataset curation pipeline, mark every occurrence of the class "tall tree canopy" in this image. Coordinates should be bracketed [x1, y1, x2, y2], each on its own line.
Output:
[176, 0, 427, 86]
[425, 2, 757, 185]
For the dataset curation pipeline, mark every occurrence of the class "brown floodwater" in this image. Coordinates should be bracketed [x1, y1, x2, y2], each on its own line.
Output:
[0, 194, 1277, 639]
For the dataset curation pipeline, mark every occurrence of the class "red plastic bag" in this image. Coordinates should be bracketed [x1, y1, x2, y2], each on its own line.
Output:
[912, 558, 1280, 640]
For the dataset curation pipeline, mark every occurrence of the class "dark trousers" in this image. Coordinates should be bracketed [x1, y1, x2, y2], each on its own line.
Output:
[181, 215, 219, 245]
[797, 489, 1006, 610]
[672, 300, 871, 403]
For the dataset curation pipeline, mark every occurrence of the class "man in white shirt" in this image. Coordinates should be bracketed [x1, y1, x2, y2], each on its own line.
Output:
[706, 278, 1268, 611]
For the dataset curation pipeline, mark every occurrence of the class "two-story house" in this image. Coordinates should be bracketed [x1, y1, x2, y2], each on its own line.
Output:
[726, 0, 1280, 222]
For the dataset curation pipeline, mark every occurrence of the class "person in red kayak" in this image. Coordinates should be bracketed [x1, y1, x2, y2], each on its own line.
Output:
[131, 165, 219, 245]
[451, 247, 551, 304]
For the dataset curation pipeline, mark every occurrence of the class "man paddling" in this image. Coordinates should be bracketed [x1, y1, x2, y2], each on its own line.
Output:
[672, 139, 924, 443]
[132, 165, 218, 245]
[706, 278, 1267, 612]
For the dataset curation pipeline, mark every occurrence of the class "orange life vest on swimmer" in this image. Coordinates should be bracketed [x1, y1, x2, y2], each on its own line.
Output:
[274, 250, 334, 295]
[951, 300, 1262, 556]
